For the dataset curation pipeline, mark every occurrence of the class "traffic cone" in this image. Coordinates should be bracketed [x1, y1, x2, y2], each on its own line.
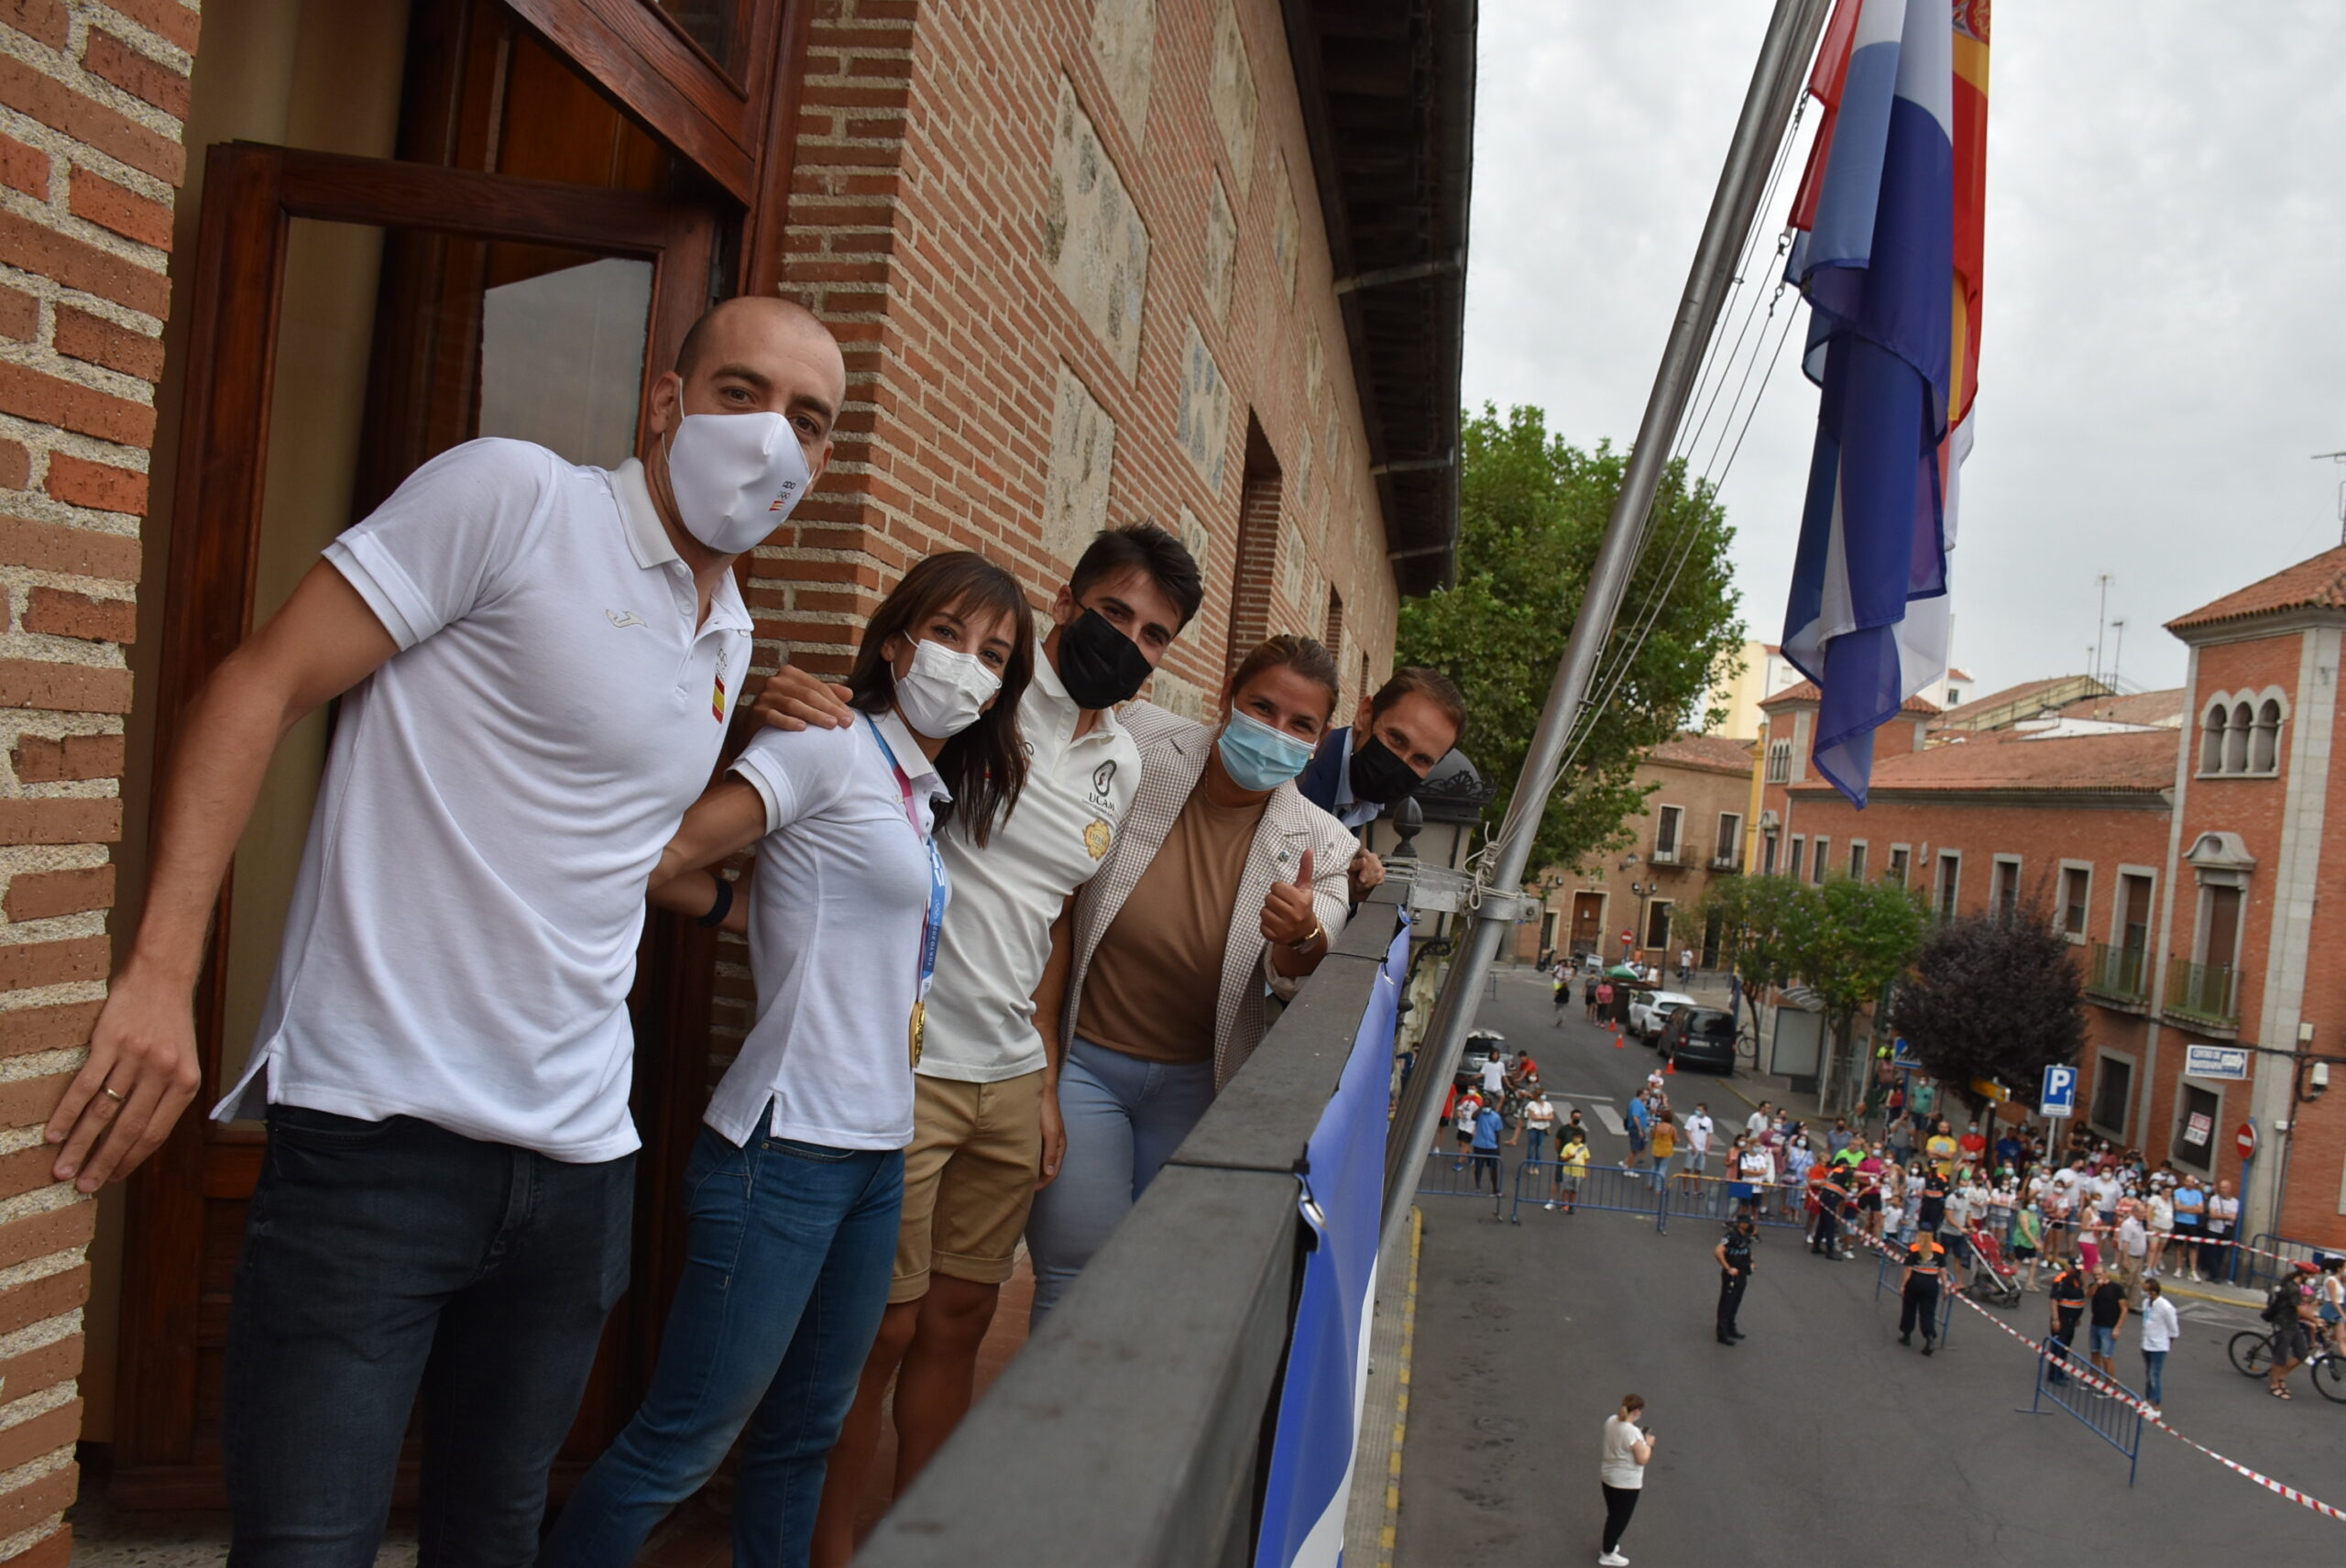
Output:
[1666, 1058, 1677, 1075]
[1612, 1025, 1624, 1049]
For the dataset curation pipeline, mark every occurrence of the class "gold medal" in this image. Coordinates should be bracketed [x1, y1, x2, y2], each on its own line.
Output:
[909, 999, 926, 1069]
[1084, 818, 1112, 860]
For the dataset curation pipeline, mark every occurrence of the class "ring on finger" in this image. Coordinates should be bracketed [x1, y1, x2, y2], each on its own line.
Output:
[100, 1087, 127, 1103]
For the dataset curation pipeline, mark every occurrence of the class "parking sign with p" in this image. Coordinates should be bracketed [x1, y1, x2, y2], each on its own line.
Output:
[2040, 1064, 2077, 1119]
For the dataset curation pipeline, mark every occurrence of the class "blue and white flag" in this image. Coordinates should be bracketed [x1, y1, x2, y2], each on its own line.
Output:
[1254, 919, 1409, 1568]
[1781, 0, 1958, 805]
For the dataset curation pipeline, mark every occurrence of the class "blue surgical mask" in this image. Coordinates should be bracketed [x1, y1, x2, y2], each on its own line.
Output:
[1216, 709, 1317, 792]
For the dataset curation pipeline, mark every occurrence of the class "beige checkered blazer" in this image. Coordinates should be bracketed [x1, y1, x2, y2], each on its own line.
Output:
[1063, 701, 1357, 1092]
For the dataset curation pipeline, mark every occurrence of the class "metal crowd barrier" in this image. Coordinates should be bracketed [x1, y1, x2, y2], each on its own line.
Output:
[2240, 1230, 2326, 1292]
[1870, 1248, 1957, 1342]
[1507, 1159, 1666, 1229]
[1415, 1147, 1507, 1218]
[2021, 1343, 2144, 1485]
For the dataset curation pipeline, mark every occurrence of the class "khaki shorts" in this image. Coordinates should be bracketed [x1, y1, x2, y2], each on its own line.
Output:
[891, 1069, 1045, 1304]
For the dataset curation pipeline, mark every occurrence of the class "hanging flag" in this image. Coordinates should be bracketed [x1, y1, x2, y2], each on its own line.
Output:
[1780, 0, 1987, 805]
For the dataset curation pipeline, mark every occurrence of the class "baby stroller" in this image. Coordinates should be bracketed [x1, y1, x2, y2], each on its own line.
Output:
[1964, 1223, 2023, 1307]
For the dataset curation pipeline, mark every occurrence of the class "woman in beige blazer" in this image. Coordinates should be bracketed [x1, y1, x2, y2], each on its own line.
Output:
[1025, 635, 1357, 1322]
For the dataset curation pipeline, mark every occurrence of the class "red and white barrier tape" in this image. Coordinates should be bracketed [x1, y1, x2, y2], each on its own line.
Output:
[1847, 1225, 2346, 1524]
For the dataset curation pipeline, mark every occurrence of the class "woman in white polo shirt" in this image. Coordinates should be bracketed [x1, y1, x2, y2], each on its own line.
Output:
[545, 553, 1032, 1568]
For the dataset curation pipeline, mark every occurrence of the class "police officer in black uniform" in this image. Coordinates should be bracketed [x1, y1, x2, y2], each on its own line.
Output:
[1715, 1215, 1755, 1345]
[1899, 1234, 1946, 1354]
[2046, 1257, 2088, 1385]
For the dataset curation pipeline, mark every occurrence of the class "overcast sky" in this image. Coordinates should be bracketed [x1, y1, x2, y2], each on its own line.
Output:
[1464, 0, 2346, 698]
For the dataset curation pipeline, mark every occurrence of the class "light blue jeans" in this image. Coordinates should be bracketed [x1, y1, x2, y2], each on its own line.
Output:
[1025, 1038, 1216, 1325]
[542, 1108, 903, 1568]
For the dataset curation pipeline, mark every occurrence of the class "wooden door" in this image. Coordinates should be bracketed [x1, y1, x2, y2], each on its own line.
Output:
[111, 143, 720, 1505]
[1571, 892, 1605, 956]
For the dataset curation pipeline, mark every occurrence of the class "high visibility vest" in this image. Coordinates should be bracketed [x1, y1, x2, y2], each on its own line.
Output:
[1907, 1242, 1946, 1279]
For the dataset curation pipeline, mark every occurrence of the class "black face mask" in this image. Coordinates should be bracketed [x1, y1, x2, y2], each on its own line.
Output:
[1347, 732, 1423, 805]
[1056, 607, 1155, 710]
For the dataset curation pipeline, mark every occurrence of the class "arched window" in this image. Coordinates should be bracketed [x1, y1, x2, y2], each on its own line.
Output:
[2224, 701, 2253, 773]
[2253, 698, 2282, 773]
[2201, 704, 2227, 773]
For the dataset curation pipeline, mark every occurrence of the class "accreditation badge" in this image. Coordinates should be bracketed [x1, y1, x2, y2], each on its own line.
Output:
[909, 999, 926, 1069]
[1083, 818, 1112, 860]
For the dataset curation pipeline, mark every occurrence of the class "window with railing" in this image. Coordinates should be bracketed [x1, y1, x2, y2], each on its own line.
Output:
[2084, 941, 2149, 1004]
[1789, 836, 1805, 881]
[2165, 959, 2240, 1027]
[1848, 841, 1867, 881]
[1653, 805, 1682, 863]
[1714, 813, 1741, 868]
[1991, 855, 2021, 923]
[1936, 851, 1961, 918]
[1888, 845, 1911, 887]
[2058, 864, 2090, 939]
[1812, 837, 1830, 884]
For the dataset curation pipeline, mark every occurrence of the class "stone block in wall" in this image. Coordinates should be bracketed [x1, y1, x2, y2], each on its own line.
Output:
[1208, 0, 1256, 198]
[1043, 362, 1116, 565]
[1088, 0, 1156, 146]
[1304, 325, 1322, 403]
[1270, 155, 1299, 301]
[1149, 669, 1211, 722]
[1176, 503, 1211, 584]
[1174, 319, 1230, 495]
[1201, 172, 1235, 324]
[1044, 76, 1148, 378]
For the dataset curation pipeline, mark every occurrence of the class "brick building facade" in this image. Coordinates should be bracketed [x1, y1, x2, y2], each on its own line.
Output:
[1516, 732, 1756, 970]
[0, 0, 1471, 1547]
[1755, 544, 2346, 1258]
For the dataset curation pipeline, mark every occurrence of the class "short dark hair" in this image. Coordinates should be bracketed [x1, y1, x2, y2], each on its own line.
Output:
[1229, 634, 1341, 723]
[1369, 666, 1468, 746]
[1070, 522, 1204, 629]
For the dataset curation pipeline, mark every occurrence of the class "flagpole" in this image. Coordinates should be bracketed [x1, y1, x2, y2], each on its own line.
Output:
[1379, 0, 1836, 1252]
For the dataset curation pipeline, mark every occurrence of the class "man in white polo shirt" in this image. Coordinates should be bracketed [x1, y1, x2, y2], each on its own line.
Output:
[43, 296, 845, 1562]
[758, 525, 1205, 1567]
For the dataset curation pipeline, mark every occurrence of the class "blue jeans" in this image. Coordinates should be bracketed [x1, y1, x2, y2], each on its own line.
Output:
[1527, 1128, 1547, 1164]
[1025, 1039, 1216, 1324]
[2142, 1348, 2167, 1405]
[543, 1111, 903, 1568]
[223, 1106, 633, 1566]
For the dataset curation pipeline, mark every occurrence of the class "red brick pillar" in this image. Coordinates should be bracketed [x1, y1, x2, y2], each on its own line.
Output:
[0, 1, 198, 1559]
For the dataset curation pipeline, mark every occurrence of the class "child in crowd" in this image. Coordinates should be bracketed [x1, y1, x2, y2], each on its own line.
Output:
[1555, 1129, 1590, 1213]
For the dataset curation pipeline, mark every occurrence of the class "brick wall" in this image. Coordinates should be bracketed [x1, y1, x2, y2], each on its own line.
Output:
[710, 0, 1408, 1081]
[0, 1, 196, 1556]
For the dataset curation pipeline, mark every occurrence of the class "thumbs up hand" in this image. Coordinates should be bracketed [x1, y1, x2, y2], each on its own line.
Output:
[1262, 848, 1322, 949]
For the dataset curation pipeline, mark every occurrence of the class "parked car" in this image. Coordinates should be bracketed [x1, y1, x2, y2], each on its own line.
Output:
[1661, 1005, 1738, 1072]
[1628, 991, 1695, 1044]
[1453, 1029, 1509, 1090]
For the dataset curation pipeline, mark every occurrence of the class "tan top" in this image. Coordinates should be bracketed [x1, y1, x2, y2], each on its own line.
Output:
[1076, 778, 1267, 1065]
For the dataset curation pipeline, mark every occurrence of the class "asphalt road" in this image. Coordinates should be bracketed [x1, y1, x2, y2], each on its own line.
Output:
[1398, 968, 2343, 1564]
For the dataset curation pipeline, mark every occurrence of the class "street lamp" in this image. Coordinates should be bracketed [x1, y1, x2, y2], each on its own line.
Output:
[1628, 880, 1653, 966]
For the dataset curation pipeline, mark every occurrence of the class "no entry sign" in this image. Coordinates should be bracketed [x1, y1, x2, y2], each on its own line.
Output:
[2236, 1123, 2258, 1160]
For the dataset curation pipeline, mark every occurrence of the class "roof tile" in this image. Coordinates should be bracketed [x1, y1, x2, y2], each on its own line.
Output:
[2168, 543, 2346, 630]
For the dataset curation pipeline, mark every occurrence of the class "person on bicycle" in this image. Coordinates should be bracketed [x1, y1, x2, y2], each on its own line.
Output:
[2267, 1261, 2321, 1400]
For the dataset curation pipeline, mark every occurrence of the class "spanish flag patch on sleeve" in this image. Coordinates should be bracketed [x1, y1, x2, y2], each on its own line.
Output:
[712, 671, 728, 722]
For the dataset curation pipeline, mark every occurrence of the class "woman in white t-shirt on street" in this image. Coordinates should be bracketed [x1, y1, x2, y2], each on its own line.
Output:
[548, 553, 1034, 1568]
[1597, 1394, 1654, 1565]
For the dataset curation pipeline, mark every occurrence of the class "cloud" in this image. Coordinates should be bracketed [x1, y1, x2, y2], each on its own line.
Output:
[1464, 0, 2346, 695]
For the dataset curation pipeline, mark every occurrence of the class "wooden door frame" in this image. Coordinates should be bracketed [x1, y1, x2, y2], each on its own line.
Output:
[112, 142, 721, 1502]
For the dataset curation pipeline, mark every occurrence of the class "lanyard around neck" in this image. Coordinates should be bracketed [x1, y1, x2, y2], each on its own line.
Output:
[865, 715, 948, 1003]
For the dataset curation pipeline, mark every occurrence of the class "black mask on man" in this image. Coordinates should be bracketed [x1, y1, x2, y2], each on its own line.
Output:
[1056, 607, 1155, 709]
[1346, 732, 1422, 805]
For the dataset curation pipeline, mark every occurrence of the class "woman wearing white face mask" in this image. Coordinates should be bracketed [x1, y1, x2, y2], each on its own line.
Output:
[546, 553, 1032, 1568]
[1024, 634, 1357, 1323]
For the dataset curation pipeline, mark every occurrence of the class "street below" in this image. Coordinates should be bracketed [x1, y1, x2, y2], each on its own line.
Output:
[1397, 967, 2342, 1562]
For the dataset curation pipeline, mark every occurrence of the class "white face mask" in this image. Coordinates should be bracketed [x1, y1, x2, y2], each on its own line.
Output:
[893, 638, 1000, 740]
[663, 411, 814, 554]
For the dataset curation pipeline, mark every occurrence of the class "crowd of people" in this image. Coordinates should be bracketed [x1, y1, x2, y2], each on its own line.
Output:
[51, 299, 1477, 1565]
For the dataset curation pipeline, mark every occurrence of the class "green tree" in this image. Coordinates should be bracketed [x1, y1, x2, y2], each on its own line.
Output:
[1397, 406, 1744, 878]
[1781, 877, 1931, 1113]
[1692, 873, 1804, 1040]
[1889, 909, 2086, 1123]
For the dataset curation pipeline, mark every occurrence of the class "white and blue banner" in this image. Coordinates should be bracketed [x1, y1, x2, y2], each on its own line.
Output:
[1254, 918, 1410, 1568]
